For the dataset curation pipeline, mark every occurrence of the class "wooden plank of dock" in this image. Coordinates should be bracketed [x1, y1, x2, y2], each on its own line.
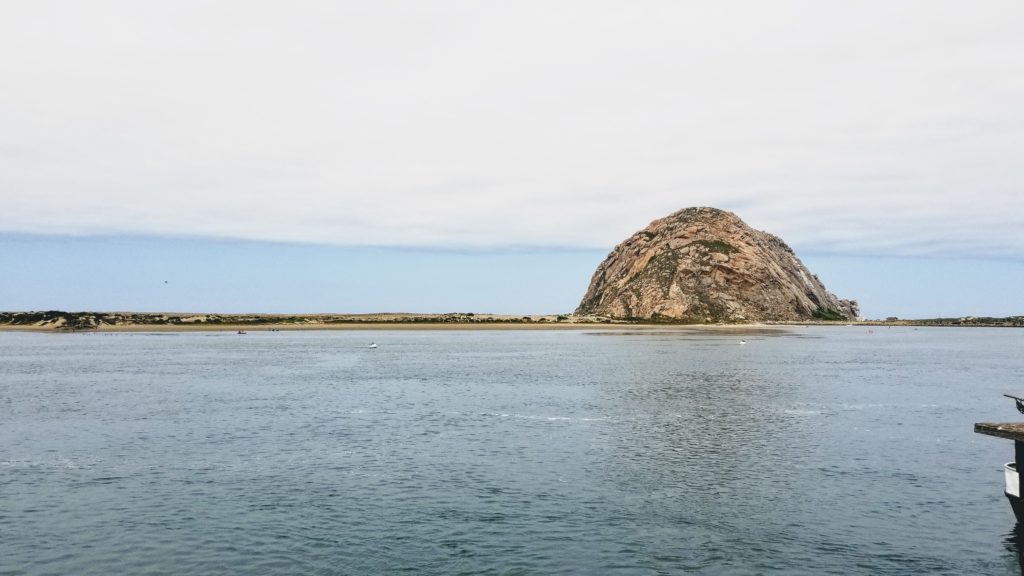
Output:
[975, 422, 1024, 442]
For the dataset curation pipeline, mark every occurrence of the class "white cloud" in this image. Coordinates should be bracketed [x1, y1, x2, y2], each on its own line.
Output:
[1, 0, 1022, 257]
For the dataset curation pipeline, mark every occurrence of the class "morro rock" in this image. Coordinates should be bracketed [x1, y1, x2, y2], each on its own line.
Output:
[576, 207, 858, 322]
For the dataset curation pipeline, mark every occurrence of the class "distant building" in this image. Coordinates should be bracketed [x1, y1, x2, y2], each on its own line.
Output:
[886, 316, 899, 322]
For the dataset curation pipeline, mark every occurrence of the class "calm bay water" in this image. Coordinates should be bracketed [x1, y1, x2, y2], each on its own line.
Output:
[2, 326, 1023, 575]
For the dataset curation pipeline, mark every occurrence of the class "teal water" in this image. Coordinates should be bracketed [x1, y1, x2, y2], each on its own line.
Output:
[1, 327, 1022, 574]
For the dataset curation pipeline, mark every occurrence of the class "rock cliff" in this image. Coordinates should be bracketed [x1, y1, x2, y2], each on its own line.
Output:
[576, 207, 858, 322]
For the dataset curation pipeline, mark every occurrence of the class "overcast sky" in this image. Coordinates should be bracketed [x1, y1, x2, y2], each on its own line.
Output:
[2, 1, 1022, 258]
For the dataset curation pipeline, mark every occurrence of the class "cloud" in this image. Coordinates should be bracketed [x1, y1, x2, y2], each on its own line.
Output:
[1, 0, 1022, 257]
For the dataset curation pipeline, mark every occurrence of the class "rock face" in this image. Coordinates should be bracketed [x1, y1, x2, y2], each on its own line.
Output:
[576, 207, 858, 322]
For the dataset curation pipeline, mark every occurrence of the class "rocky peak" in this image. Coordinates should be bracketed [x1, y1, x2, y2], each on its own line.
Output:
[576, 207, 858, 322]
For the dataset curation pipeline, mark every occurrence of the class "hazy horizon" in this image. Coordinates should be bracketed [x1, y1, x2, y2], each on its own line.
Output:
[3, 232, 1022, 320]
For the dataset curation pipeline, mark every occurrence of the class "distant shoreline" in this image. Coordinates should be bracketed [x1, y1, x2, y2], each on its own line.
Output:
[0, 318, 782, 333]
[1, 311, 1020, 332]
[0, 322, 618, 333]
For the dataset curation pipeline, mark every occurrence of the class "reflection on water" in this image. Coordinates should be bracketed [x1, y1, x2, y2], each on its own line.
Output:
[586, 327, 819, 338]
[1006, 524, 1024, 575]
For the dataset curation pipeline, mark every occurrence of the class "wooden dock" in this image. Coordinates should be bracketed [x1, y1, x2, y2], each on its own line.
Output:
[976, 421, 1024, 522]
[975, 422, 1024, 442]
[975, 422, 1024, 469]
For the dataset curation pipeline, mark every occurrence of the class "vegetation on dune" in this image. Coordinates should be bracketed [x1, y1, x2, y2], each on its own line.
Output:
[0, 310, 597, 329]
[812, 307, 846, 321]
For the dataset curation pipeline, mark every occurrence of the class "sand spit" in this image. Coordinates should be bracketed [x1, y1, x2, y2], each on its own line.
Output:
[2, 311, 1018, 332]
[0, 311, 798, 333]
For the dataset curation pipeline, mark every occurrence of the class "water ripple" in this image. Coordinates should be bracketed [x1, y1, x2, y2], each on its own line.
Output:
[1, 328, 1022, 574]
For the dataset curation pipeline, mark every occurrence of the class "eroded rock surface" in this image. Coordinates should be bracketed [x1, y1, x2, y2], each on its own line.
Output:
[576, 207, 858, 322]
